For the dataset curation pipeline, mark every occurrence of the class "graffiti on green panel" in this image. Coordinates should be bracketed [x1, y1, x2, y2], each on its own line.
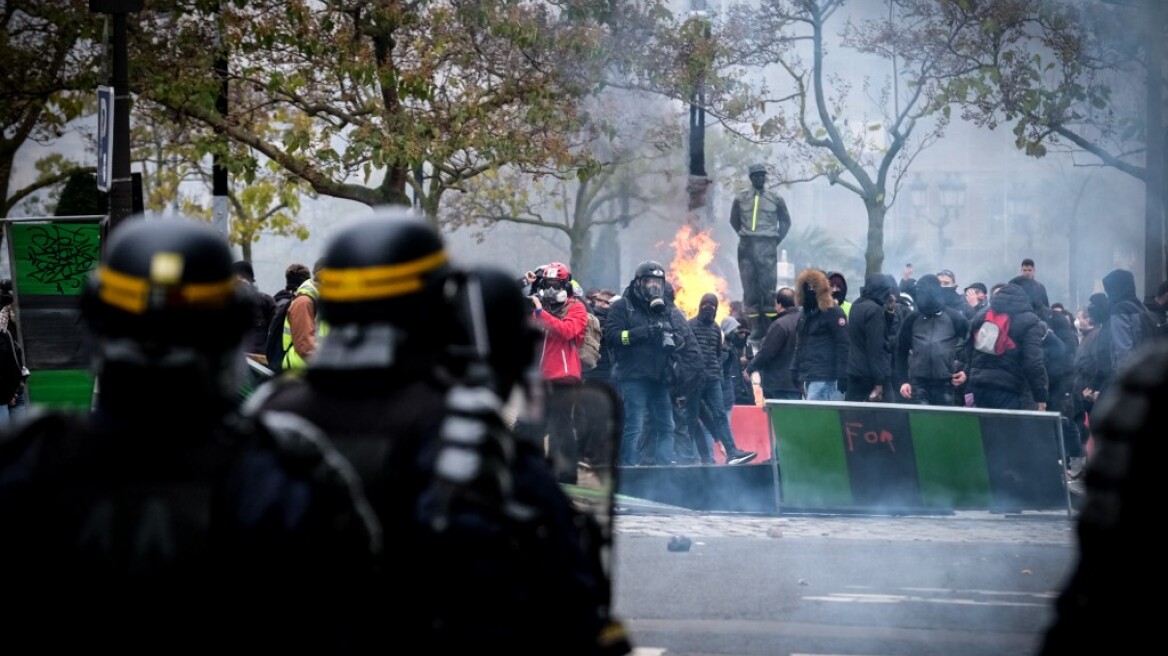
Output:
[771, 405, 852, 507]
[9, 222, 101, 296]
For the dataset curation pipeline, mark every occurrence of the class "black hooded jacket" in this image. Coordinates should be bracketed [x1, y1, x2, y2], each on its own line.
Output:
[605, 280, 694, 383]
[1102, 268, 1156, 370]
[963, 283, 1048, 402]
[793, 269, 849, 382]
[845, 274, 897, 380]
[896, 274, 969, 383]
[1010, 276, 1077, 379]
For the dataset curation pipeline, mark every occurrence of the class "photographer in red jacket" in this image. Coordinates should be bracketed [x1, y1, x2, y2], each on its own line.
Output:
[529, 262, 588, 484]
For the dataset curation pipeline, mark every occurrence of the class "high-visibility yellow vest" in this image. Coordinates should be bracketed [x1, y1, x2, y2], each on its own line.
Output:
[281, 280, 328, 370]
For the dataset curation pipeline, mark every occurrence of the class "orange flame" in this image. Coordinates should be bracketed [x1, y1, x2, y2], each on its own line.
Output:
[668, 224, 730, 322]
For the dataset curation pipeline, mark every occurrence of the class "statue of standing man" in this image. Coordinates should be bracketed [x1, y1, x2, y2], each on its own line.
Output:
[729, 163, 791, 345]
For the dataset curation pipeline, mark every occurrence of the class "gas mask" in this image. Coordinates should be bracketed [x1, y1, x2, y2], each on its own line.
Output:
[639, 277, 666, 313]
[537, 281, 568, 306]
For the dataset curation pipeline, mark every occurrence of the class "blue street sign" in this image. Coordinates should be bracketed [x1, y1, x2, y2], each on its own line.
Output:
[96, 86, 113, 192]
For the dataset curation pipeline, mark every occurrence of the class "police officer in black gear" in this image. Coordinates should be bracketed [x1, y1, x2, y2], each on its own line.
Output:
[246, 210, 630, 655]
[0, 217, 378, 652]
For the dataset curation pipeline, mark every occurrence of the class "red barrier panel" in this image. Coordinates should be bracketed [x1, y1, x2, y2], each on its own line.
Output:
[711, 405, 772, 464]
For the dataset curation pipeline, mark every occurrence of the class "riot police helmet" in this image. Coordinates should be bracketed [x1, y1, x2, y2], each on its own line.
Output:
[82, 216, 250, 351]
[316, 209, 452, 336]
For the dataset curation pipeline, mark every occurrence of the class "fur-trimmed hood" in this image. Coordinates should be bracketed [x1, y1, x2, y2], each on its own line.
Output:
[795, 268, 836, 312]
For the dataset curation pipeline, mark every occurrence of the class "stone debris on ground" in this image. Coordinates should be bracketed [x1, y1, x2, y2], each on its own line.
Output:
[614, 510, 1074, 546]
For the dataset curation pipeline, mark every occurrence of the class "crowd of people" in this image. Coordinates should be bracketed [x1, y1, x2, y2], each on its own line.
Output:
[520, 259, 759, 477]
[744, 258, 1165, 480]
[504, 251, 1168, 486]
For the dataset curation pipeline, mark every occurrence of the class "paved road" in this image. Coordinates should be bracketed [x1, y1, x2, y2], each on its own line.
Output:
[611, 510, 1077, 656]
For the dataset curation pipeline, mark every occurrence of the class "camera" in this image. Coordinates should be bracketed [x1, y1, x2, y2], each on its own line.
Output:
[652, 321, 676, 350]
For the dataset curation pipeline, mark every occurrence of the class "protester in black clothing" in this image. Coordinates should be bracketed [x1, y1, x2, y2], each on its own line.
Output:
[1070, 294, 1110, 462]
[247, 212, 630, 655]
[793, 268, 849, 401]
[685, 293, 757, 465]
[720, 316, 755, 408]
[896, 274, 969, 407]
[1101, 268, 1159, 375]
[0, 218, 378, 652]
[1011, 275, 1077, 420]
[1144, 280, 1168, 333]
[962, 282, 1048, 411]
[935, 269, 965, 313]
[663, 284, 706, 465]
[844, 274, 898, 402]
[747, 287, 801, 400]
[233, 259, 277, 355]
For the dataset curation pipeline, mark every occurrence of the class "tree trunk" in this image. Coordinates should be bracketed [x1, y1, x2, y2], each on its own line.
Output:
[864, 200, 887, 279]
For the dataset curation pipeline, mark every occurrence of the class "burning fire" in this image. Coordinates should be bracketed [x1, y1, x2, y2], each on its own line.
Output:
[667, 224, 730, 322]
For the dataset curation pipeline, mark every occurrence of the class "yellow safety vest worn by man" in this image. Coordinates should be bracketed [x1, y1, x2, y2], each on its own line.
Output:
[282, 278, 327, 370]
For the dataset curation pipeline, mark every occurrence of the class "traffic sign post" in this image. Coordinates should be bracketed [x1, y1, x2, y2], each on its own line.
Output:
[96, 86, 113, 193]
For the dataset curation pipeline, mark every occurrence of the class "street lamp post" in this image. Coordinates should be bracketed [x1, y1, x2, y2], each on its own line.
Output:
[89, 0, 143, 236]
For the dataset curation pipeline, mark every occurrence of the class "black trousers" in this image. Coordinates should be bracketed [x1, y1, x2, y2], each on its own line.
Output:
[737, 237, 780, 318]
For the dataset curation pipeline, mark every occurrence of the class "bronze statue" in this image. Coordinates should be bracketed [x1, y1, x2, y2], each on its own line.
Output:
[729, 163, 791, 344]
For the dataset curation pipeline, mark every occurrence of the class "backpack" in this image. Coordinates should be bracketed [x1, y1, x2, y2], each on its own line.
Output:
[974, 310, 1016, 355]
[579, 311, 602, 371]
[263, 296, 314, 375]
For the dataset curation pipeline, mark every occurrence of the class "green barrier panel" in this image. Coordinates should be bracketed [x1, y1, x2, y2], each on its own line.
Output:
[26, 369, 94, 411]
[768, 400, 1068, 513]
[4, 218, 102, 410]
[911, 412, 989, 508]
[771, 405, 851, 508]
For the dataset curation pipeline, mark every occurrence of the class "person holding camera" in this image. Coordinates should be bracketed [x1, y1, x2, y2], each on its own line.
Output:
[605, 261, 691, 466]
[528, 262, 589, 484]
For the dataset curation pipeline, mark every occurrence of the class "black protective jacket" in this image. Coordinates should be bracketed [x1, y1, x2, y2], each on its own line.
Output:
[747, 306, 801, 395]
[0, 407, 377, 652]
[605, 284, 692, 384]
[845, 274, 897, 380]
[793, 269, 849, 383]
[963, 283, 1049, 403]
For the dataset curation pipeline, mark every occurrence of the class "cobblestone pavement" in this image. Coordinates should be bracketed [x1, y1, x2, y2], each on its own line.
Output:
[613, 510, 1076, 546]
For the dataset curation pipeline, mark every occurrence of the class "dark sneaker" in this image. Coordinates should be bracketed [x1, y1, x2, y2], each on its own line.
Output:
[727, 450, 757, 465]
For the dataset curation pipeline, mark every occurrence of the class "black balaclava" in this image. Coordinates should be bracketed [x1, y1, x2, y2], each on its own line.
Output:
[913, 274, 944, 315]
[698, 293, 718, 323]
[1087, 292, 1110, 326]
[828, 272, 848, 304]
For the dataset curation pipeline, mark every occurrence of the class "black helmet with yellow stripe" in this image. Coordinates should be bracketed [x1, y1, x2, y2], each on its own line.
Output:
[80, 217, 252, 417]
[82, 217, 250, 350]
[317, 210, 452, 333]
